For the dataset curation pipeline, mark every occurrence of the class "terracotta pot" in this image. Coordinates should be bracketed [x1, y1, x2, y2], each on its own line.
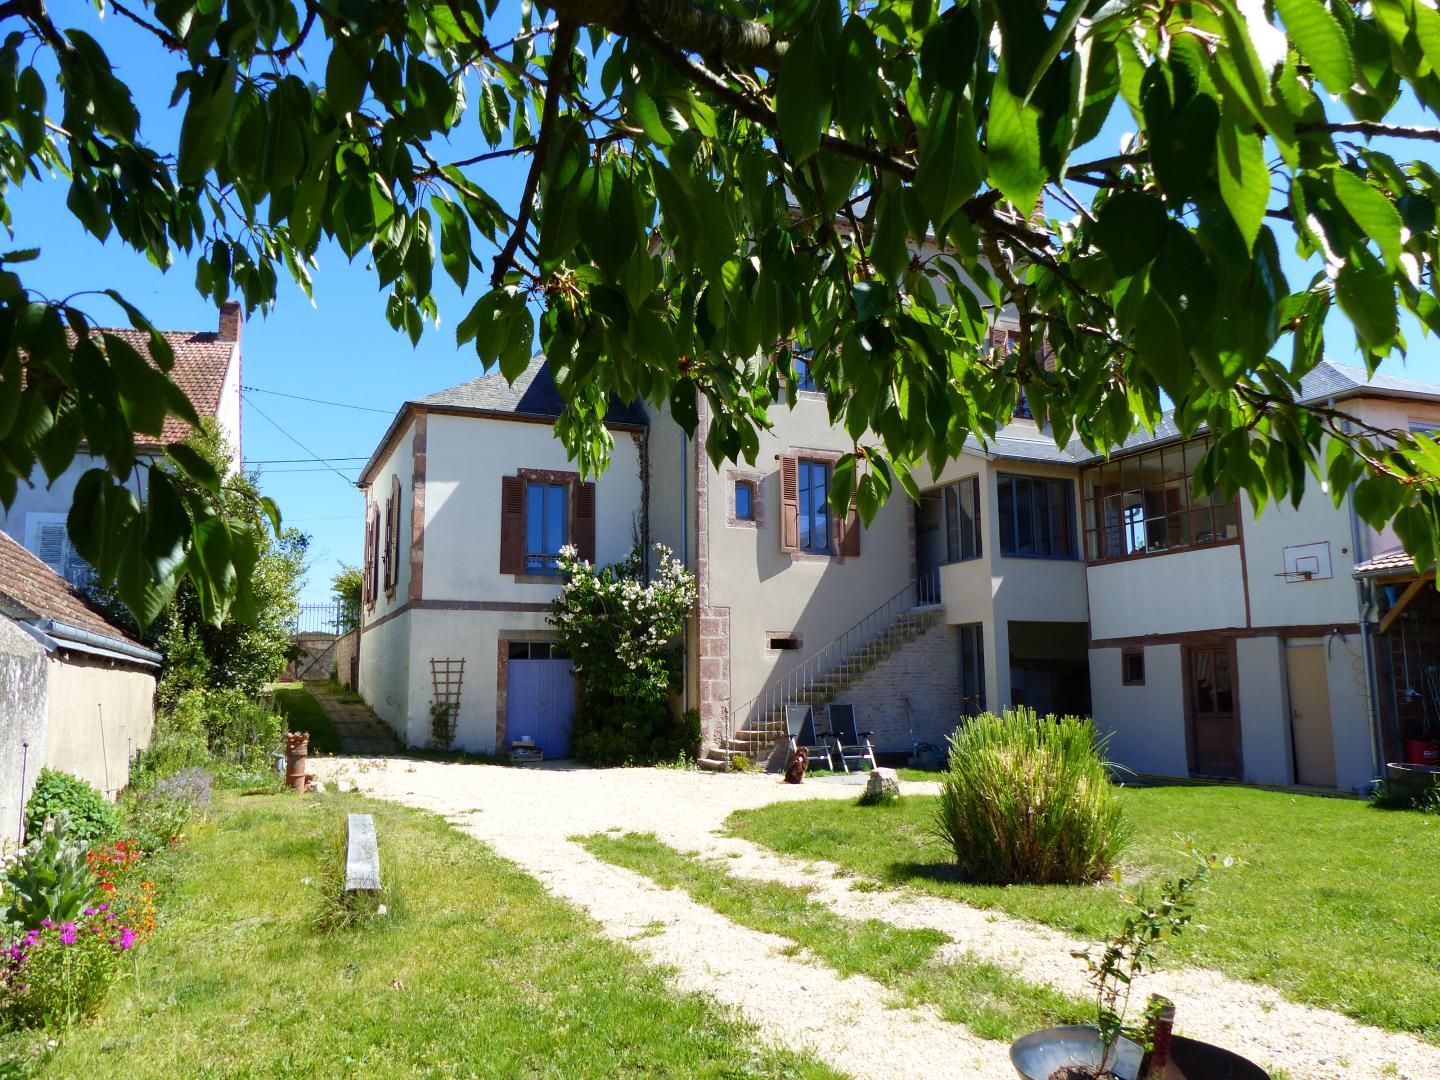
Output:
[284, 732, 309, 790]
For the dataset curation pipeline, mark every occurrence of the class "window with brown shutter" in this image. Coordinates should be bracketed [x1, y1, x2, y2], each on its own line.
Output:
[779, 454, 799, 552]
[385, 475, 402, 595]
[361, 504, 374, 607]
[381, 492, 394, 593]
[499, 475, 525, 574]
[364, 509, 381, 609]
[575, 481, 596, 564]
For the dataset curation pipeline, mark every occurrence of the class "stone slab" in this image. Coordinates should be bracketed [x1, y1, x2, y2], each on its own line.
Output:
[345, 812, 381, 893]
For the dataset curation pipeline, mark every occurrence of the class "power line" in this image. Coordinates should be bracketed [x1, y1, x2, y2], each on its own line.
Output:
[255, 466, 364, 474]
[241, 393, 359, 487]
[246, 456, 371, 464]
[240, 384, 394, 414]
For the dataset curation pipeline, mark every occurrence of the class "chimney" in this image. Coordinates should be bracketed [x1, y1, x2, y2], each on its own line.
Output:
[218, 300, 242, 343]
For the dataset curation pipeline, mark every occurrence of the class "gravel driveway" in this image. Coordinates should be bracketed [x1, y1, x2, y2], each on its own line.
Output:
[317, 758, 1440, 1080]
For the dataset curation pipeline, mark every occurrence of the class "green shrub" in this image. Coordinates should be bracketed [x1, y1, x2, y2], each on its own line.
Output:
[936, 708, 1130, 885]
[571, 703, 701, 767]
[23, 770, 120, 849]
[3, 816, 99, 930]
[149, 688, 283, 772]
[122, 767, 213, 853]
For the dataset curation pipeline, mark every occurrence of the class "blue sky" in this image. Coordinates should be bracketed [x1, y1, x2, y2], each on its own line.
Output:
[11, 3, 1440, 602]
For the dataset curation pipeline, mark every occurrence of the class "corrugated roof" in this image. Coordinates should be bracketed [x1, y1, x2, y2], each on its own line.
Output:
[0, 529, 140, 644]
[71, 328, 236, 445]
[416, 355, 649, 427]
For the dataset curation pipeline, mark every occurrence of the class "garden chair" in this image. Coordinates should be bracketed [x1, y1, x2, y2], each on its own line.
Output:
[826, 704, 877, 773]
[785, 704, 834, 771]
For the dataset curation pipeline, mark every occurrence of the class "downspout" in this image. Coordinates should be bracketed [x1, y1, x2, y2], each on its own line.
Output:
[1336, 398, 1385, 782]
[680, 427, 690, 714]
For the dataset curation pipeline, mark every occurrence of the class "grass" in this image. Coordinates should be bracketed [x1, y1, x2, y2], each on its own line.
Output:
[270, 682, 343, 754]
[728, 783, 1440, 1041]
[1, 791, 839, 1079]
[579, 830, 1088, 1041]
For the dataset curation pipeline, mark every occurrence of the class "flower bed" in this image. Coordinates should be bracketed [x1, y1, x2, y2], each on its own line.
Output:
[2, 769, 211, 1033]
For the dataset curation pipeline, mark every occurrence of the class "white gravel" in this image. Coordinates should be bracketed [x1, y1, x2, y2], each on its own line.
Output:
[317, 759, 1440, 1080]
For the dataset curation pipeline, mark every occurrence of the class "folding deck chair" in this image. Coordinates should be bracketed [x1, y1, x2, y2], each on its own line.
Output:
[785, 704, 834, 772]
[826, 704, 877, 773]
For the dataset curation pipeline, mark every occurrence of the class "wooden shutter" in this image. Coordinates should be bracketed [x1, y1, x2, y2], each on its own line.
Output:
[779, 455, 799, 553]
[34, 522, 67, 574]
[385, 475, 402, 593]
[499, 475, 525, 574]
[381, 493, 394, 591]
[838, 493, 861, 557]
[575, 481, 596, 564]
[361, 507, 372, 606]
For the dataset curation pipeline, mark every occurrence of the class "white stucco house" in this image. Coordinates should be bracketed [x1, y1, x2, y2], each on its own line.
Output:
[0, 528, 162, 842]
[0, 301, 244, 585]
[356, 349, 1440, 794]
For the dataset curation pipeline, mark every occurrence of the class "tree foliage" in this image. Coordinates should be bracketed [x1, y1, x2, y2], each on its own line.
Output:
[151, 422, 308, 702]
[331, 563, 362, 631]
[4, 0, 1440, 614]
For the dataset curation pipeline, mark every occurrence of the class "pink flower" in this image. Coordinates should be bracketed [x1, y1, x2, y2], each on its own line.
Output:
[118, 927, 137, 950]
[59, 926, 76, 945]
[39, 919, 52, 929]
[96, 904, 109, 912]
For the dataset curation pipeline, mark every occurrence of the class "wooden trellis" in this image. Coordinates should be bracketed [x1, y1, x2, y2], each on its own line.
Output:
[429, 658, 465, 750]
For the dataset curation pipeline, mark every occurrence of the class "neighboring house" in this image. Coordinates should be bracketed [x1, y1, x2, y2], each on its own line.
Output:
[918, 359, 1440, 794]
[0, 528, 161, 843]
[0, 302, 244, 584]
[357, 349, 1440, 794]
[355, 358, 647, 753]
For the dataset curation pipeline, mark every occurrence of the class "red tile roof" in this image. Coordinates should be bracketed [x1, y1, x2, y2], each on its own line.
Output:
[0, 528, 139, 643]
[1353, 546, 1423, 578]
[70, 328, 236, 445]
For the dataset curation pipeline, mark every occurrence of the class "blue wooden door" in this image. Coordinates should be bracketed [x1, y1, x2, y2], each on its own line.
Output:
[507, 659, 576, 758]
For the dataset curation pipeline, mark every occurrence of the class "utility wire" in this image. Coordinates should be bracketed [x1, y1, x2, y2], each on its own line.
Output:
[247, 456, 371, 464]
[241, 393, 359, 486]
[240, 384, 394, 414]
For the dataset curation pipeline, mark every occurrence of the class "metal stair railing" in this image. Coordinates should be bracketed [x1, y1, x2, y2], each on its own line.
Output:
[725, 578, 941, 752]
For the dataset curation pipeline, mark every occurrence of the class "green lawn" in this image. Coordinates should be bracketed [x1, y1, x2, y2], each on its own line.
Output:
[270, 682, 343, 754]
[3, 792, 837, 1079]
[728, 784, 1440, 1041]
[580, 831, 1088, 1041]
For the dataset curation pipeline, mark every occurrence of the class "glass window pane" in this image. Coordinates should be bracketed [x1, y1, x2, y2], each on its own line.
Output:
[998, 478, 1016, 554]
[545, 484, 567, 555]
[509, 641, 529, 660]
[531, 642, 551, 660]
[1212, 499, 1238, 541]
[961, 478, 979, 560]
[814, 463, 830, 551]
[1189, 508, 1215, 544]
[526, 483, 543, 554]
[736, 482, 754, 520]
[1050, 480, 1072, 556]
[945, 486, 960, 561]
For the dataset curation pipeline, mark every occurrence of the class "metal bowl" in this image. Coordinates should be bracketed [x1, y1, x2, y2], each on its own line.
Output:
[1010, 1026, 1270, 1080]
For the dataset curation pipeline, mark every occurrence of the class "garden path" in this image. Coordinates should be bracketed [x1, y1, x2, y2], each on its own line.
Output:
[307, 684, 403, 755]
[314, 759, 1440, 1080]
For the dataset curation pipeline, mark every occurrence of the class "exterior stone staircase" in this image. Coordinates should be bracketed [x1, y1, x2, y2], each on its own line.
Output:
[698, 604, 944, 772]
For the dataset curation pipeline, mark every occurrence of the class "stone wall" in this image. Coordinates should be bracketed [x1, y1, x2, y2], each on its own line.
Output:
[0, 618, 48, 848]
[833, 619, 961, 754]
[334, 628, 360, 688]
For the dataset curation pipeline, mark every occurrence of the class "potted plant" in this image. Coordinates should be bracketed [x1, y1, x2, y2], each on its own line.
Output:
[1010, 846, 1268, 1080]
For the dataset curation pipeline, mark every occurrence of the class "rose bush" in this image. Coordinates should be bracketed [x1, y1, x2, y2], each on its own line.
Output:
[548, 544, 699, 765]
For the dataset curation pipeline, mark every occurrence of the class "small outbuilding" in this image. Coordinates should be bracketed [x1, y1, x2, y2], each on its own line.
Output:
[0, 529, 161, 843]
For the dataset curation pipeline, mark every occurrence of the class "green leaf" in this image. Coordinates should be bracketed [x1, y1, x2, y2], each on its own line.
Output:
[916, 91, 983, 230]
[626, 87, 673, 147]
[433, 197, 472, 292]
[987, 68, 1044, 215]
[326, 41, 369, 117]
[1216, 119, 1269, 251]
[775, 21, 831, 162]
[1093, 191, 1167, 277]
[177, 62, 238, 185]
[1274, 0, 1355, 91]
[1332, 169, 1403, 269]
[1335, 247, 1398, 352]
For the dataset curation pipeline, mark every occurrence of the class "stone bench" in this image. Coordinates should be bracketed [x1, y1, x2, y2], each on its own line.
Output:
[345, 813, 381, 894]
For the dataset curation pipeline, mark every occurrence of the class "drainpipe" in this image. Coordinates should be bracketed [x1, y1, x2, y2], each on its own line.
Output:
[680, 428, 690, 714]
[1336, 398, 1384, 782]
